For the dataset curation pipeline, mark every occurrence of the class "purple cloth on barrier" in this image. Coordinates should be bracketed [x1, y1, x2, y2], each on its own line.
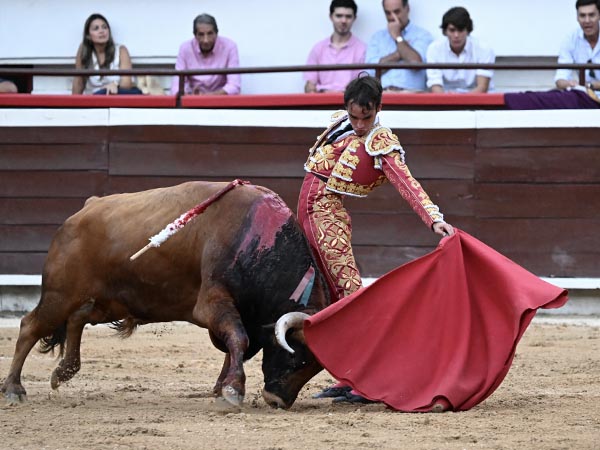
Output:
[504, 89, 600, 109]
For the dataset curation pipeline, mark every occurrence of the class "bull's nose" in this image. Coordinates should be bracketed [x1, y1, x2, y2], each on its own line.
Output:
[262, 388, 290, 409]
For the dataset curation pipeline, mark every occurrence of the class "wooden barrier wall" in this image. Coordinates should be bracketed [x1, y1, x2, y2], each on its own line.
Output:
[1, 115, 599, 278]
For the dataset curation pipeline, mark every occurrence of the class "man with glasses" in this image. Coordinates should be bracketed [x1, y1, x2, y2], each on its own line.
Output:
[555, 0, 600, 91]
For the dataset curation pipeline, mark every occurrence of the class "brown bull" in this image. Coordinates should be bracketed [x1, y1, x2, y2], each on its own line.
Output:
[1, 181, 329, 408]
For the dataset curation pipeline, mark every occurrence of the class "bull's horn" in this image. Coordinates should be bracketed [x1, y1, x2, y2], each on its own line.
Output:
[275, 312, 310, 354]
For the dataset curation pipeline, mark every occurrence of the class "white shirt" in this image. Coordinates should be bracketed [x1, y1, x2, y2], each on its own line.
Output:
[426, 36, 495, 92]
[85, 44, 122, 94]
[555, 24, 600, 84]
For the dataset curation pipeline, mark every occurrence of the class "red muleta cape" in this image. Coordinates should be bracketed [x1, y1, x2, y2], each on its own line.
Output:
[303, 229, 568, 412]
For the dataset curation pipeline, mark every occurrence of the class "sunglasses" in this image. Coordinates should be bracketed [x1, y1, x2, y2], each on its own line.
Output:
[588, 59, 596, 79]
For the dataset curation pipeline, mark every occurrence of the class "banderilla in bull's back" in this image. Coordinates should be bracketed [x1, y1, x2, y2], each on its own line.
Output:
[130, 179, 250, 261]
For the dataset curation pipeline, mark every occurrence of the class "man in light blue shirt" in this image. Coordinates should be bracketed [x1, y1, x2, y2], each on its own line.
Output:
[555, 0, 600, 91]
[365, 0, 432, 92]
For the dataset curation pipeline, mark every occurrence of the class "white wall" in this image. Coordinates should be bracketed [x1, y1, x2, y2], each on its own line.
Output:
[0, 0, 577, 94]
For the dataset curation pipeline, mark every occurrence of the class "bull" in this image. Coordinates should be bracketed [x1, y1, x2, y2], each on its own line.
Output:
[1, 181, 327, 409]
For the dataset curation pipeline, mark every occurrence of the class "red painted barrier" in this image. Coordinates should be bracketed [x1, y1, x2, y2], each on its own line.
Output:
[0, 92, 505, 109]
[0, 94, 177, 108]
[180, 92, 505, 109]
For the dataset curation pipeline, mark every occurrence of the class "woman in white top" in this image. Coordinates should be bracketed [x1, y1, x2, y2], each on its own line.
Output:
[72, 13, 141, 95]
[426, 7, 495, 93]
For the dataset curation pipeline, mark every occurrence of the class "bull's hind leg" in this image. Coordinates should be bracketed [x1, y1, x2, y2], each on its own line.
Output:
[193, 285, 249, 407]
[2, 309, 60, 402]
[208, 332, 230, 396]
[50, 300, 103, 389]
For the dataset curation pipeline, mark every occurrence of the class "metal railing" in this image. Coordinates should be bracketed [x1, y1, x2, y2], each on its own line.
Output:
[1, 62, 599, 99]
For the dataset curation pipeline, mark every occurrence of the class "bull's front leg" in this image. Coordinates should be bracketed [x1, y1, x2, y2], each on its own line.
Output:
[194, 287, 248, 407]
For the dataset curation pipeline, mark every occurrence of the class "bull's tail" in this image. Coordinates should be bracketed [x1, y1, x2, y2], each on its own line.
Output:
[109, 317, 143, 338]
[38, 322, 67, 357]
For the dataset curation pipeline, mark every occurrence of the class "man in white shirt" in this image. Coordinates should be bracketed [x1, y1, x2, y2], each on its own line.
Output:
[426, 7, 494, 93]
[555, 0, 600, 91]
[505, 0, 600, 109]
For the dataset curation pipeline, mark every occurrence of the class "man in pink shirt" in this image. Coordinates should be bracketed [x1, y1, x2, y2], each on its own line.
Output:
[304, 0, 366, 93]
[171, 14, 241, 95]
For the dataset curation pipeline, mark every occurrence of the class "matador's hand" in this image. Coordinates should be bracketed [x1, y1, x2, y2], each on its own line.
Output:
[433, 222, 454, 237]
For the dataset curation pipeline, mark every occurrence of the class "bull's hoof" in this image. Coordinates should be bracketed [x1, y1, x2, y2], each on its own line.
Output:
[50, 370, 60, 390]
[212, 382, 222, 397]
[50, 365, 78, 390]
[5, 392, 27, 405]
[214, 395, 242, 412]
[221, 385, 244, 407]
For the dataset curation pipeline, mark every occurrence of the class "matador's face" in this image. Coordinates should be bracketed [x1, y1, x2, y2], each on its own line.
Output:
[346, 102, 381, 137]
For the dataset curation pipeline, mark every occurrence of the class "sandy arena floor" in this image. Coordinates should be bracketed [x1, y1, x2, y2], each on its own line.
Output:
[1, 318, 598, 450]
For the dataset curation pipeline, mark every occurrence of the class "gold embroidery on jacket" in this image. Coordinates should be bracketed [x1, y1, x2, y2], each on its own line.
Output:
[326, 176, 386, 197]
[366, 127, 405, 160]
[331, 141, 364, 184]
[305, 143, 337, 173]
[340, 153, 359, 169]
[307, 111, 348, 154]
[331, 165, 353, 181]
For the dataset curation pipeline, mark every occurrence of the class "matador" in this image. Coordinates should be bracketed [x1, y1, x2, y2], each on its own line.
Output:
[297, 76, 454, 302]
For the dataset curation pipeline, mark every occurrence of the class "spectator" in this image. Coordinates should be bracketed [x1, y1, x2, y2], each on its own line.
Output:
[171, 14, 240, 96]
[555, 0, 600, 90]
[72, 13, 141, 95]
[0, 78, 18, 94]
[426, 7, 495, 93]
[365, 0, 432, 92]
[303, 0, 366, 93]
[505, 0, 600, 109]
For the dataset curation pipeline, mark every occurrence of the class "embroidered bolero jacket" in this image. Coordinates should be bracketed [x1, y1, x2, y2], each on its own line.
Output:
[304, 111, 445, 227]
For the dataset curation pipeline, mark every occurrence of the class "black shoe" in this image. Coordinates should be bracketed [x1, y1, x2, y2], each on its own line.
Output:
[332, 392, 376, 404]
[312, 385, 351, 399]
